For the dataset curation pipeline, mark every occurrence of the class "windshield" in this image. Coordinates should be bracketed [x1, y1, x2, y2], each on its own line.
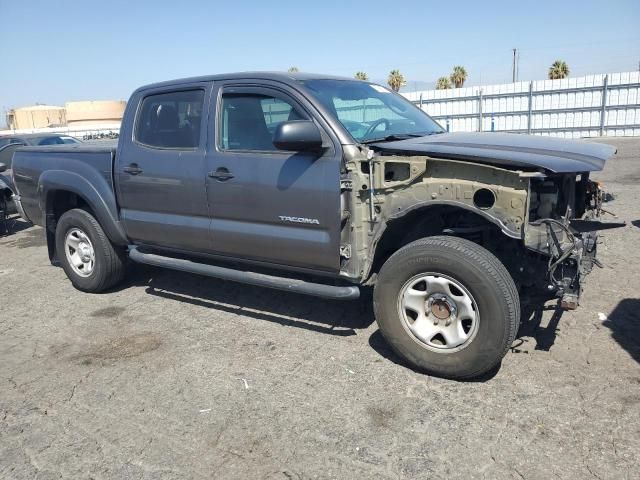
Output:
[302, 79, 444, 143]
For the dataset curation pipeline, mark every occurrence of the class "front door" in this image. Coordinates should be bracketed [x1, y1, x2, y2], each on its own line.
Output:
[204, 84, 342, 272]
[116, 86, 212, 252]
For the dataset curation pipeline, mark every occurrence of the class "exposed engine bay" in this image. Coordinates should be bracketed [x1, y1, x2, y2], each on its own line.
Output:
[524, 173, 623, 308]
[341, 144, 624, 309]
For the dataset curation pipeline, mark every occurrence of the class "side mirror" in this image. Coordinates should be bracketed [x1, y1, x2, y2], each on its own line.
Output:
[0, 163, 6, 173]
[273, 120, 323, 152]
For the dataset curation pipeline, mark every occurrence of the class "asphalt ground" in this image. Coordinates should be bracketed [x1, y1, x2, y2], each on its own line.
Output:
[1, 137, 639, 479]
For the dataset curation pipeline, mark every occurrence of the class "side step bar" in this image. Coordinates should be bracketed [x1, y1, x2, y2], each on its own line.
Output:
[128, 247, 360, 300]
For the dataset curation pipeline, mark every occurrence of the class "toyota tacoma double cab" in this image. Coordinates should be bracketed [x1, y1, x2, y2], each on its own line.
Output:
[10, 72, 621, 379]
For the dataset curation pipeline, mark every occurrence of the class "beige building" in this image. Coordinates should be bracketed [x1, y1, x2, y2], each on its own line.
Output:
[65, 100, 126, 127]
[5, 100, 126, 130]
[6, 105, 66, 129]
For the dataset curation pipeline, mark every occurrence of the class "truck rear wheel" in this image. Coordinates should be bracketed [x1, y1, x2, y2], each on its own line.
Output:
[373, 236, 519, 380]
[55, 208, 126, 292]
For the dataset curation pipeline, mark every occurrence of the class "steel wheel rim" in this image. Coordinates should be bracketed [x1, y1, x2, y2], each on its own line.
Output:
[64, 228, 95, 277]
[397, 272, 480, 352]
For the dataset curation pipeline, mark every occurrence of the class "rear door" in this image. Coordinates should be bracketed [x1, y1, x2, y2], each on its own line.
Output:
[116, 84, 213, 252]
[204, 82, 342, 272]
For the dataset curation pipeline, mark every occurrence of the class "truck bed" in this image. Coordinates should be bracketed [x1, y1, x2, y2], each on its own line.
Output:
[11, 144, 117, 226]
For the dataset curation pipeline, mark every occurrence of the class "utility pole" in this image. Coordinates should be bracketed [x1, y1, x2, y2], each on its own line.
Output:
[512, 48, 517, 83]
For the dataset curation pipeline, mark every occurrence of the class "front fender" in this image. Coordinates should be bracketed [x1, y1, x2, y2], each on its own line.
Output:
[39, 169, 128, 245]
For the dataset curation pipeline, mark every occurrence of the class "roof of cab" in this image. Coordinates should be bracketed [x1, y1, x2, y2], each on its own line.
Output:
[135, 71, 356, 92]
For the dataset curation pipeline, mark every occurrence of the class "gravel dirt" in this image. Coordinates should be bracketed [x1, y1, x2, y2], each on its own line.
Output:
[1, 137, 639, 479]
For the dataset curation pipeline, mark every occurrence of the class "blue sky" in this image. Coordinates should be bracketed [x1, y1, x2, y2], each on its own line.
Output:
[1, 0, 639, 120]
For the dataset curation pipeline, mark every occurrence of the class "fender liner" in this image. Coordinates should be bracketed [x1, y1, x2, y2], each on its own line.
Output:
[386, 200, 522, 238]
[362, 200, 522, 280]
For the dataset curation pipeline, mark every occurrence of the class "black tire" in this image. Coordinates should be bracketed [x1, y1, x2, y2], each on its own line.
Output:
[55, 208, 126, 292]
[373, 236, 519, 380]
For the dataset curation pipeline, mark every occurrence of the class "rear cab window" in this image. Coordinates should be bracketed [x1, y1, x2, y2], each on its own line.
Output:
[135, 90, 205, 149]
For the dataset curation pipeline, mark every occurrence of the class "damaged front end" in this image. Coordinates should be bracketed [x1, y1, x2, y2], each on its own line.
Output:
[341, 135, 621, 311]
[524, 173, 624, 309]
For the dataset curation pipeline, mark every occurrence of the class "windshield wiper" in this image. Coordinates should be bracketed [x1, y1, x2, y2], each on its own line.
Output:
[360, 133, 424, 144]
[360, 131, 443, 144]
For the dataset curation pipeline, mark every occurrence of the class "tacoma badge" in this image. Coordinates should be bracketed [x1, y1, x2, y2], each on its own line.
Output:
[279, 215, 320, 225]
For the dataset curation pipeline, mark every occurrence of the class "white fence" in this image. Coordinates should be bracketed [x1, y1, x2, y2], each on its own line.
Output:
[403, 71, 640, 138]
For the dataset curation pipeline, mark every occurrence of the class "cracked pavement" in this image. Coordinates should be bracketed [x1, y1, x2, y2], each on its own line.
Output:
[1, 138, 639, 479]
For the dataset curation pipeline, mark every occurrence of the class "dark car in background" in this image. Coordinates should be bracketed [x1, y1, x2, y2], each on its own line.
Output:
[0, 133, 81, 148]
[0, 134, 82, 169]
[0, 161, 17, 232]
[0, 134, 81, 231]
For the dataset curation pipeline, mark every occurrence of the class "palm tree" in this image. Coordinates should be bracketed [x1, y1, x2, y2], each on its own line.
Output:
[436, 76, 452, 90]
[355, 71, 369, 81]
[548, 60, 569, 80]
[387, 70, 406, 92]
[450, 66, 467, 88]
[287, 67, 299, 73]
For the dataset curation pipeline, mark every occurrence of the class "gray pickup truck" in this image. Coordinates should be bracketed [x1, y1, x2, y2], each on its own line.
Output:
[9, 72, 621, 379]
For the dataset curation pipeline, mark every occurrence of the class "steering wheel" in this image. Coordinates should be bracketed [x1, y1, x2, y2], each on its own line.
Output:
[362, 118, 390, 139]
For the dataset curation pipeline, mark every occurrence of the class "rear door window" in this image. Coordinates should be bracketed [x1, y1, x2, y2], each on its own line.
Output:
[135, 90, 204, 149]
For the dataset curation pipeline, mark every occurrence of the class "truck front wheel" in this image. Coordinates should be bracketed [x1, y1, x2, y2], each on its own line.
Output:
[373, 236, 520, 380]
[55, 208, 126, 292]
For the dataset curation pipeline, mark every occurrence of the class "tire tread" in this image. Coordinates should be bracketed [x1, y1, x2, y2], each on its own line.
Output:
[56, 208, 125, 292]
[374, 235, 520, 380]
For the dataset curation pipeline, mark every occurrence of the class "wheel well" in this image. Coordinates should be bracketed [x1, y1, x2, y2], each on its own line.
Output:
[48, 190, 92, 220]
[369, 205, 518, 278]
[45, 190, 93, 262]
